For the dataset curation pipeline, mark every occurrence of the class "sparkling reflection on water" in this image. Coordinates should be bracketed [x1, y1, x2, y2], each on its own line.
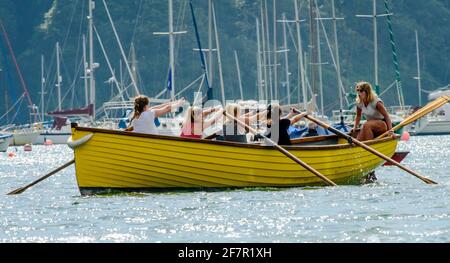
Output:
[0, 135, 449, 242]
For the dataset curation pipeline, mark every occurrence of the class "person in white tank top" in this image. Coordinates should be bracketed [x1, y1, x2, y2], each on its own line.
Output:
[128, 95, 185, 135]
[352, 81, 393, 141]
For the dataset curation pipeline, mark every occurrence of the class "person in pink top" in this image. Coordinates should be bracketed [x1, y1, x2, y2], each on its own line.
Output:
[180, 105, 223, 139]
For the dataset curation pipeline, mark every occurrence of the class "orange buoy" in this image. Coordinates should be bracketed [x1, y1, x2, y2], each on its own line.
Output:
[8, 152, 15, 157]
[400, 131, 410, 141]
[24, 144, 32, 151]
[44, 139, 53, 146]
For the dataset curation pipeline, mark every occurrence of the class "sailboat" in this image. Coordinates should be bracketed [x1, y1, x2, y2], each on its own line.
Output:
[0, 133, 13, 152]
[408, 89, 450, 135]
[0, 21, 43, 146]
[405, 31, 450, 135]
[33, 46, 76, 145]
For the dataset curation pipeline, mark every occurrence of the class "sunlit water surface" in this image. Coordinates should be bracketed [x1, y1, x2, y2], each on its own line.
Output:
[1, 135, 449, 242]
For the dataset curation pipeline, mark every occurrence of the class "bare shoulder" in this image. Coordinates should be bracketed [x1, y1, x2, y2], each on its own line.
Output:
[375, 100, 388, 112]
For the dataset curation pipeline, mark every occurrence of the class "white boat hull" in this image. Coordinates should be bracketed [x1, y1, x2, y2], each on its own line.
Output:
[407, 101, 450, 135]
[408, 119, 450, 135]
[9, 131, 41, 146]
[0, 134, 13, 152]
[33, 132, 72, 144]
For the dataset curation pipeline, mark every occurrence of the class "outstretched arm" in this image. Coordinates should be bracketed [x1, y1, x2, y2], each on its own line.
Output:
[290, 111, 308, 125]
[153, 99, 185, 118]
[150, 98, 185, 110]
[287, 108, 308, 125]
[203, 109, 224, 129]
[242, 110, 267, 124]
[202, 105, 222, 118]
[149, 101, 171, 110]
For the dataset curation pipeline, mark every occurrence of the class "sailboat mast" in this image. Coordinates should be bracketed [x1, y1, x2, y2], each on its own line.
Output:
[415, 30, 422, 106]
[169, 0, 175, 101]
[82, 34, 88, 107]
[88, 0, 96, 119]
[384, 0, 404, 108]
[40, 55, 45, 122]
[309, 0, 318, 98]
[102, 0, 140, 97]
[273, 0, 278, 100]
[211, 2, 225, 105]
[234, 50, 244, 101]
[281, 13, 291, 105]
[131, 42, 138, 91]
[56, 42, 62, 111]
[331, 0, 344, 120]
[264, 0, 273, 101]
[256, 18, 264, 101]
[316, 8, 324, 116]
[373, 0, 379, 90]
[294, 0, 307, 108]
[356, 0, 390, 94]
[154, 0, 186, 101]
[260, 4, 268, 101]
[208, 0, 213, 88]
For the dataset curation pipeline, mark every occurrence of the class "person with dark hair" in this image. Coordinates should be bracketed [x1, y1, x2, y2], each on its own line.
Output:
[352, 81, 393, 141]
[129, 95, 184, 134]
[265, 104, 307, 145]
[302, 122, 319, 137]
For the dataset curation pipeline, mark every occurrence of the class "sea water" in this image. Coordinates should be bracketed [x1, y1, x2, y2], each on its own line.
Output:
[0, 135, 449, 242]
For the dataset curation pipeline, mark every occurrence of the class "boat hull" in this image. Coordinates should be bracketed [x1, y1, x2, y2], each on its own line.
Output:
[0, 134, 13, 152]
[71, 127, 398, 195]
[9, 131, 41, 146]
[33, 132, 71, 144]
[408, 120, 450, 135]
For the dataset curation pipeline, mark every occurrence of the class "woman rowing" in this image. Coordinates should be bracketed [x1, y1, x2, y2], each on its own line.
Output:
[264, 103, 307, 145]
[217, 103, 268, 143]
[180, 105, 223, 139]
[352, 81, 393, 141]
[129, 95, 185, 135]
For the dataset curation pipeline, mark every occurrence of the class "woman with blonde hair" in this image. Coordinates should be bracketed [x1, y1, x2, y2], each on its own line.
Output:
[180, 105, 223, 139]
[352, 81, 393, 141]
[129, 95, 184, 134]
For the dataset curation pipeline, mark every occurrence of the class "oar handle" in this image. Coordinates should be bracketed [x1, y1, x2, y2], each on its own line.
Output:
[223, 112, 337, 186]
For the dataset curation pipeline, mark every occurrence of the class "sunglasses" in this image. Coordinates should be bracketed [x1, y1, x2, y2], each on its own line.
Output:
[356, 89, 365, 93]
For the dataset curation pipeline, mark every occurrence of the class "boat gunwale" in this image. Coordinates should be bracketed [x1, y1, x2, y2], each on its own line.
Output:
[73, 126, 397, 150]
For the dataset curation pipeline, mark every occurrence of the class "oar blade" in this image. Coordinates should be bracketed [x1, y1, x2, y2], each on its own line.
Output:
[7, 187, 27, 195]
[6, 159, 75, 196]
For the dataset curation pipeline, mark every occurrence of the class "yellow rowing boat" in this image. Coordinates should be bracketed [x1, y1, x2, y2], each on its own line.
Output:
[69, 124, 398, 195]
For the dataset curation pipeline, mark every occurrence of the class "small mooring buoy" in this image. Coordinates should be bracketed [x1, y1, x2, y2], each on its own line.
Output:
[400, 131, 410, 141]
[44, 139, 53, 146]
[8, 152, 15, 157]
[23, 144, 32, 151]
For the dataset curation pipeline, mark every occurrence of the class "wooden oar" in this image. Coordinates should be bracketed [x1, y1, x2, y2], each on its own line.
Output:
[377, 95, 450, 139]
[293, 110, 437, 185]
[223, 112, 337, 186]
[7, 159, 75, 195]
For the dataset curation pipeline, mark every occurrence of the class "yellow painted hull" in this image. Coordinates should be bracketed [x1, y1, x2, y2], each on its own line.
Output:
[71, 127, 398, 195]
